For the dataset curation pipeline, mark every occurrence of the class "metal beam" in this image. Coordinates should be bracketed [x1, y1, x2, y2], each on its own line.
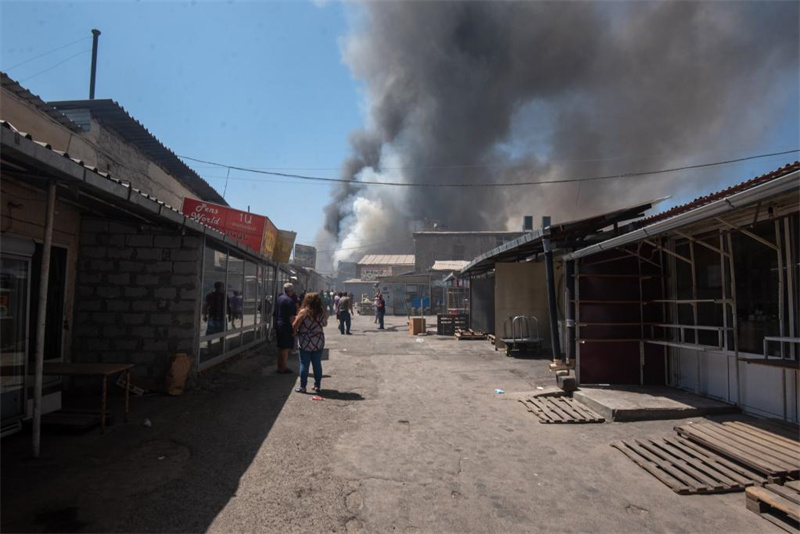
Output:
[715, 217, 780, 251]
[32, 181, 56, 458]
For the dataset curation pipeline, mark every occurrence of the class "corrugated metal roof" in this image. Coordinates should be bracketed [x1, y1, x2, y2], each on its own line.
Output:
[49, 99, 227, 205]
[636, 161, 800, 227]
[357, 254, 415, 265]
[1, 72, 82, 132]
[460, 198, 663, 276]
[0, 119, 275, 265]
[431, 260, 470, 271]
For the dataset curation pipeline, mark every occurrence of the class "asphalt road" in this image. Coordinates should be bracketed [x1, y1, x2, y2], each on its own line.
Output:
[1, 313, 782, 533]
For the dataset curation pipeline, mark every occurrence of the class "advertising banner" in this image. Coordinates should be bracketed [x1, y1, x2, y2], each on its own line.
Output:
[361, 266, 392, 281]
[262, 217, 278, 258]
[293, 244, 317, 269]
[273, 230, 297, 264]
[182, 198, 279, 258]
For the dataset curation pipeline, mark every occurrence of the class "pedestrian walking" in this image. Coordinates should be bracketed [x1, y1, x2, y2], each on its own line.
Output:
[292, 292, 328, 393]
[274, 282, 297, 374]
[337, 292, 353, 335]
[374, 292, 380, 324]
[333, 292, 341, 318]
[376, 293, 386, 330]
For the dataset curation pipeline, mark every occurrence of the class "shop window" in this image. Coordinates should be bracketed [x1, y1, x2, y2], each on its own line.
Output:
[199, 242, 228, 363]
[732, 219, 781, 355]
[242, 260, 257, 329]
[227, 253, 245, 330]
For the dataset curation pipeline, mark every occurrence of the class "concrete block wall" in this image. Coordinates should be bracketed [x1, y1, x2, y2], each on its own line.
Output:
[72, 217, 202, 381]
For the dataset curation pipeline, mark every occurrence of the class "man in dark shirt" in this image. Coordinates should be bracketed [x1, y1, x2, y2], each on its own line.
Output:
[337, 293, 353, 335]
[203, 281, 228, 335]
[275, 282, 297, 373]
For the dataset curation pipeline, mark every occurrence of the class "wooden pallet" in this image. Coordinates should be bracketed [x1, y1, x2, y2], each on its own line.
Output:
[519, 395, 604, 424]
[454, 328, 487, 340]
[675, 421, 800, 482]
[612, 436, 766, 495]
[746, 482, 800, 532]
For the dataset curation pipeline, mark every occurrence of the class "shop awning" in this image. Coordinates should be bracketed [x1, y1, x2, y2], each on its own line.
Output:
[460, 199, 663, 276]
[0, 120, 276, 265]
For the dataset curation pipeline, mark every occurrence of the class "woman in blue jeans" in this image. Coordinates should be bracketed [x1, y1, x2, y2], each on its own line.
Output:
[292, 292, 328, 393]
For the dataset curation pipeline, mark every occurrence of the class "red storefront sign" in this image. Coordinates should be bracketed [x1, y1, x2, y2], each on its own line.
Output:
[182, 198, 274, 255]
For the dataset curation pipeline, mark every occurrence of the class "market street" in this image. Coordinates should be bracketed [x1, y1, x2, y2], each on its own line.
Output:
[1, 313, 780, 533]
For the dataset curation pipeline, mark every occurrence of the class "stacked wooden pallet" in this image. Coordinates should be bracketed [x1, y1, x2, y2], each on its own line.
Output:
[746, 481, 800, 532]
[520, 395, 604, 424]
[675, 421, 800, 482]
[454, 328, 487, 340]
[611, 436, 765, 495]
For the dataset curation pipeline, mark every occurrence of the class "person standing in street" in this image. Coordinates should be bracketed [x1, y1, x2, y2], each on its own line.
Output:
[274, 282, 297, 374]
[376, 293, 386, 330]
[373, 292, 380, 324]
[337, 292, 353, 335]
[333, 292, 341, 318]
[292, 292, 328, 393]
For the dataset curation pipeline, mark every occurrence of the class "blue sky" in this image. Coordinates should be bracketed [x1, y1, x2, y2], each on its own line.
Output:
[1, 0, 359, 271]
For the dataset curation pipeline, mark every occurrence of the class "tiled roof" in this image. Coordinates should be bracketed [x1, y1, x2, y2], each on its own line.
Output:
[49, 99, 227, 205]
[1, 72, 82, 132]
[431, 260, 470, 271]
[357, 254, 415, 265]
[0, 120, 273, 264]
[637, 161, 800, 227]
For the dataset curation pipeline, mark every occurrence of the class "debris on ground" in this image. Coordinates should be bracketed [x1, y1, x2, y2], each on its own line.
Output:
[310, 396, 324, 401]
[495, 389, 505, 395]
[142, 418, 152, 427]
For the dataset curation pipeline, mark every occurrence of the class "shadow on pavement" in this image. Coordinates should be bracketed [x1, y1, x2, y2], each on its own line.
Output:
[319, 389, 365, 401]
[1, 346, 295, 533]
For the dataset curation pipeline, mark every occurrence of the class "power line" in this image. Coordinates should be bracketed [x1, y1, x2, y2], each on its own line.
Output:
[181, 146, 794, 172]
[179, 150, 799, 189]
[3, 36, 90, 72]
[20, 49, 91, 83]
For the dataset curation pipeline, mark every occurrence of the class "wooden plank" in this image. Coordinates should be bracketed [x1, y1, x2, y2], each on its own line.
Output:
[611, 441, 692, 494]
[724, 422, 800, 453]
[636, 439, 727, 491]
[694, 424, 799, 469]
[664, 437, 764, 486]
[753, 419, 800, 441]
[766, 484, 800, 506]
[624, 440, 708, 492]
[719, 423, 800, 465]
[688, 424, 794, 473]
[786, 480, 800, 491]
[542, 398, 574, 423]
[527, 397, 563, 423]
[747, 486, 800, 521]
[650, 439, 743, 488]
[552, 397, 584, 421]
[569, 400, 604, 422]
[677, 425, 791, 475]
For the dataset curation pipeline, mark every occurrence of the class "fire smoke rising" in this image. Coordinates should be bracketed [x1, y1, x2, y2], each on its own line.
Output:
[317, 1, 799, 268]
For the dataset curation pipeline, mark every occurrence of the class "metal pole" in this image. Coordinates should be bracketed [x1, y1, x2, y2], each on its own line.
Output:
[726, 233, 741, 407]
[565, 260, 575, 364]
[89, 29, 101, 99]
[689, 241, 700, 394]
[33, 182, 56, 458]
[542, 237, 562, 362]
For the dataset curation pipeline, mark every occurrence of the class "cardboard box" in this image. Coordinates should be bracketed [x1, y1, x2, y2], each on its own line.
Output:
[409, 317, 426, 335]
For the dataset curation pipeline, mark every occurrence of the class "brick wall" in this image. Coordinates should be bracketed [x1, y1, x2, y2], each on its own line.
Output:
[72, 218, 202, 381]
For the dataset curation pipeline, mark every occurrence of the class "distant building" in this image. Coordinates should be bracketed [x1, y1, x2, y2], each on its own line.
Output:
[356, 254, 415, 279]
[413, 231, 525, 273]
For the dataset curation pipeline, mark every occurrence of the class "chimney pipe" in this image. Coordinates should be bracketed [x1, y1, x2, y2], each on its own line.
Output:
[89, 29, 101, 99]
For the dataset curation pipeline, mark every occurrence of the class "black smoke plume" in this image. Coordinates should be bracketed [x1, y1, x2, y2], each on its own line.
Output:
[317, 1, 799, 269]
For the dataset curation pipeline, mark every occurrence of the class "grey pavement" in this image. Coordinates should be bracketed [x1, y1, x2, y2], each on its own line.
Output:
[1, 313, 781, 533]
